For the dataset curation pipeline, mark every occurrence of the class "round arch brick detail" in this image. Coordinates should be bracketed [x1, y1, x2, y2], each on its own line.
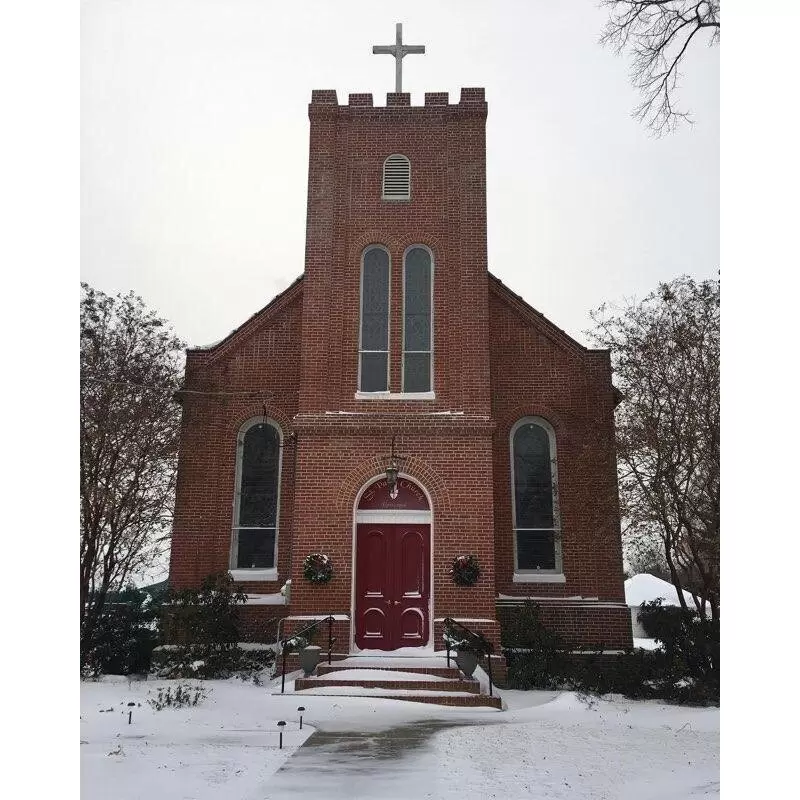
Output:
[347, 230, 444, 267]
[494, 403, 570, 442]
[336, 454, 452, 520]
[221, 403, 295, 441]
[348, 231, 404, 263]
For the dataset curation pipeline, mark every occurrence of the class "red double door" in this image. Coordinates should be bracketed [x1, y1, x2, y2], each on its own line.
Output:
[354, 523, 430, 651]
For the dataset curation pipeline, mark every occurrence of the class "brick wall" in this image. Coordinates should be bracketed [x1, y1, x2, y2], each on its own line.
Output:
[497, 602, 631, 650]
[169, 282, 303, 596]
[488, 277, 628, 610]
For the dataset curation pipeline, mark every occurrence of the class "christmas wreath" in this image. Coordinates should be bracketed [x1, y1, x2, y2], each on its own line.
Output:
[303, 553, 333, 584]
[450, 554, 480, 586]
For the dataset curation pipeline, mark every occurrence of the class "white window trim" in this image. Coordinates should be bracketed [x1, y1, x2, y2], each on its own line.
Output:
[402, 244, 434, 394]
[230, 417, 283, 573]
[354, 390, 435, 400]
[382, 153, 411, 201]
[510, 417, 563, 574]
[358, 245, 391, 393]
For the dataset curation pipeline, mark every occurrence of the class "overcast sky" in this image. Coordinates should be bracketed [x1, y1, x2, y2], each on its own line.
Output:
[81, 0, 719, 348]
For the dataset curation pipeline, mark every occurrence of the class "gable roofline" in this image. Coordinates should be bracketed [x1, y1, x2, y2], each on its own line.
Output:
[187, 274, 305, 363]
[488, 271, 609, 359]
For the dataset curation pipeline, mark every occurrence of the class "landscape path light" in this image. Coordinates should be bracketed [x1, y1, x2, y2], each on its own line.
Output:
[277, 720, 286, 749]
[297, 706, 306, 730]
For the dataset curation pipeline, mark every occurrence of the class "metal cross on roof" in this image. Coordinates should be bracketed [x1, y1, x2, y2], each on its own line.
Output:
[372, 23, 425, 93]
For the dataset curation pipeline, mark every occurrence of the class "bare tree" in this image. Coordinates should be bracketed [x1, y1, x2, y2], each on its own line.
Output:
[600, 1, 720, 135]
[80, 284, 184, 667]
[589, 276, 719, 620]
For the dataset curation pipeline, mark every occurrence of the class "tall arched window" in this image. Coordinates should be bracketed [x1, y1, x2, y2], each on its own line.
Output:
[511, 417, 562, 575]
[403, 246, 433, 392]
[231, 418, 282, 571]
[359, 246, 390, 392]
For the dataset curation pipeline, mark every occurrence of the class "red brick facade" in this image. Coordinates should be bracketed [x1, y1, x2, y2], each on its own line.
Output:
[169, 88, 632, 659]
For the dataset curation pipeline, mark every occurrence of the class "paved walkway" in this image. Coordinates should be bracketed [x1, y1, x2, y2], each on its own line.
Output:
[257, 720, 477, 799]
[255, 693, 561, 800]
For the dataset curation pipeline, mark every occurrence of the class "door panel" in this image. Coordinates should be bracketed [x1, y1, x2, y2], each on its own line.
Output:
[363, 530, 390, 597]
[362, 606, 388, 640]
[398, 607, 426, 641]
[398, 529, 426, 596]
[355, 523, 430, 650]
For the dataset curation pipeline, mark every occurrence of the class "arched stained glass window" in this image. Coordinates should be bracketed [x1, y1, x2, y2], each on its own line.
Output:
[232, 419, 281, 570]
[511, 418, 561, 573]
[403, 246, 432, 392]
[359, 246, 390, 392]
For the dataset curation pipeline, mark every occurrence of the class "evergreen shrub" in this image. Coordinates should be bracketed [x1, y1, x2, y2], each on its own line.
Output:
[82, 586, 164, 676]
[500, 600, 719, 705]
[155, 571, 275, 679]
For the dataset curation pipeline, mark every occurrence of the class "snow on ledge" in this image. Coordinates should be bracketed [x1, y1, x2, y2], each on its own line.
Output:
[230, 568, 278, 581]
[513, 572, 566, 584]
[244, 593, 286, 605]
[498, 594, 587, 600]
[496, 594, 627, 610]
[354, 390, 436, 400]
[633, 637, 663, 651]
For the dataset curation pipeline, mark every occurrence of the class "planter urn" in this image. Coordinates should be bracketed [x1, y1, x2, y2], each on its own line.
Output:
[455, 650, 479, 678]
[299, 645, 322, 676]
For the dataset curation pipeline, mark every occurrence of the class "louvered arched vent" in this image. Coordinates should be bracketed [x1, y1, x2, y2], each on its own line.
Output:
[382, 154, 411, 200]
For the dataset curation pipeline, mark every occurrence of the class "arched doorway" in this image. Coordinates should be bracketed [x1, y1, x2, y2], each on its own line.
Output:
[353, 476, 431, 651]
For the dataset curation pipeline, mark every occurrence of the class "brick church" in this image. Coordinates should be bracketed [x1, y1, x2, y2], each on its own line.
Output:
[169, 37, 632, 679]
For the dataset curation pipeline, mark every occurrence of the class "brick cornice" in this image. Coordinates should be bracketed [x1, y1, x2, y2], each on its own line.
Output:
[292, 412, 495, 436]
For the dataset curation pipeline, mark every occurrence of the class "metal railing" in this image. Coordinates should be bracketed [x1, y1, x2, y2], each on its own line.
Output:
[280, 615, 337, 694]
[443, 617, 495, 697]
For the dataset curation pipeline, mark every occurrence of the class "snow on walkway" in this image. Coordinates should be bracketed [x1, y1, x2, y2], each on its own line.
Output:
[81, 677, 719, 800]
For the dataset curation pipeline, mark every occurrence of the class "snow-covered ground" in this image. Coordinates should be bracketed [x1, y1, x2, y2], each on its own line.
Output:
[81, 675, 719, 800]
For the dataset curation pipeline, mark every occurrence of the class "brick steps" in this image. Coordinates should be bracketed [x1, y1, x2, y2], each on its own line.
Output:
[295, 676, 481, 693]
[288, 658, 503, 710]
[317, 663, 462, 679]
[291, 685, 502, 709]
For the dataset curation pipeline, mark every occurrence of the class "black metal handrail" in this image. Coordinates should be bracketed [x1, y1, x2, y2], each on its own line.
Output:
[443, 617, 495, 697]
[280, 615, 337, 694]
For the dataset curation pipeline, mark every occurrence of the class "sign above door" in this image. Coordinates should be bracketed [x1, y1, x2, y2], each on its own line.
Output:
[358, 477, 429, 511]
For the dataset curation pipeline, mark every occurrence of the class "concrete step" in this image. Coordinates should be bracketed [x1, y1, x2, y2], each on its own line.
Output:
[317, 663, 463, 679]
[289, 684, 502, 709]
[295, 676, 481, 694]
